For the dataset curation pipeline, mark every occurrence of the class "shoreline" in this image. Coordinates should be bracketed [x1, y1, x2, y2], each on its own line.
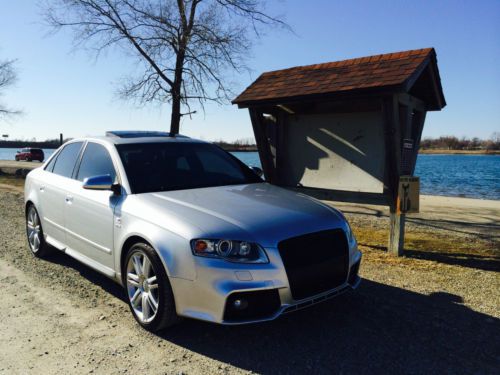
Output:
[419, 149, 500, 155]
[2, 146, 499, 154]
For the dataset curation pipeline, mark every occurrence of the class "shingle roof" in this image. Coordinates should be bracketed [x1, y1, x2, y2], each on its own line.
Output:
[233, 48, 444, 109]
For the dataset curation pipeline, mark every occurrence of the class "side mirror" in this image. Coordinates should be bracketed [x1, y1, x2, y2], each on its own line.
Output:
[250, 166, 263, 178]
[83, 175, 118, 193]
[16, 151, 20, 154]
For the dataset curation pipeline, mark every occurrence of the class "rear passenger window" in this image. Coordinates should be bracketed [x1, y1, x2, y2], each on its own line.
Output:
[44, 151, 59, 172]
[52, 142, 84, 178]
[76, 143, 116, 182]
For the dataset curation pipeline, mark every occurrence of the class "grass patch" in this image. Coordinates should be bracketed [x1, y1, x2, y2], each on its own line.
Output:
[353, 225, 499, 271]
[0, 175, 25, 188]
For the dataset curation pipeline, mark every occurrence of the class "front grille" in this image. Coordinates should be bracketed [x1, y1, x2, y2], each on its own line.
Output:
[278, 229, 349, 300]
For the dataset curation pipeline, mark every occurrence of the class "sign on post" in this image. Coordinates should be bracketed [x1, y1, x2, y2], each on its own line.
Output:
[397, 176, 420, 214]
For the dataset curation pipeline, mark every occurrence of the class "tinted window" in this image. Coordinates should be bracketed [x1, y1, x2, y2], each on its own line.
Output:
[77, 143, 116, 182]
[52, 142, 84, 178]
[117, 142, 261, 194]
[44, 151, 60, 172]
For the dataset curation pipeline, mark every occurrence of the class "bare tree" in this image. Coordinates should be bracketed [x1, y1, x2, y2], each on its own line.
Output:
[0, 58, 21, 119]
[44, 0, 288, 135]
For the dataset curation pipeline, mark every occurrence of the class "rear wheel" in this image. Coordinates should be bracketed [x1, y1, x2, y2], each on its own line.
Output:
[26, 205, 51, 257]
[123, 243, 179, 331]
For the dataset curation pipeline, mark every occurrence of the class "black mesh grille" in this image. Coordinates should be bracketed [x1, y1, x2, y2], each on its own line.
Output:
[278, 229, 349, 300]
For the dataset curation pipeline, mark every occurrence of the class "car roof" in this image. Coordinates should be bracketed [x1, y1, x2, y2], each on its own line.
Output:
[67, 131, 208, 146]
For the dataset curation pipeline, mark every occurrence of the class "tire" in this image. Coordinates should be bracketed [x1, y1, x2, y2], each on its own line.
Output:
[123, 242, 179, 331]
[15, 156, 19, 161]
[26, 204, 52, 257]
[27, 157, 32, 162]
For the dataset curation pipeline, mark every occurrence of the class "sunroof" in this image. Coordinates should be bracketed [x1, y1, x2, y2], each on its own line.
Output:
[105, 131, 188, 138]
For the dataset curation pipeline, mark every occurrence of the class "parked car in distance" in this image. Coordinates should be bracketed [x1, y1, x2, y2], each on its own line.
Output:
[24, 131, 361, 332]
[16, 148, 45, 162]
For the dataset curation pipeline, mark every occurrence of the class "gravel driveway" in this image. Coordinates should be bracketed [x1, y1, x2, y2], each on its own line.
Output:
[0, 189, 498, 375]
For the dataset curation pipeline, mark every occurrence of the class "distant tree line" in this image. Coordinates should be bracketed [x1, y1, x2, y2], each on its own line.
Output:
[0, 138, 69, 149]
[420, 133, 500, 151]
[0, 136, 257, 151]
[213, 137, 257, 151]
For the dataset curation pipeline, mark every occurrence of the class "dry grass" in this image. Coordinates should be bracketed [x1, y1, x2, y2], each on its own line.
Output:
[0, 175, 25, 188]
[352, 225, 499, 271]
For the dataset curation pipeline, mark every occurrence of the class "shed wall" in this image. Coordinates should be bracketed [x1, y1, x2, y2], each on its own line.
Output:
[280, 112, 386, 193]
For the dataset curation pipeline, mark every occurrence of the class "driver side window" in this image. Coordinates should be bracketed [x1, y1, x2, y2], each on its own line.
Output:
[76, 142, 117, 182]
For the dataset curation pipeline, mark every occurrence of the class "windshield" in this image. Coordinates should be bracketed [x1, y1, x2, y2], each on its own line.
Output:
[116, 142, 262, 194]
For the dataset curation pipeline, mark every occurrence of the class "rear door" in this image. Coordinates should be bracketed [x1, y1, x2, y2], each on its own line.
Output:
[63, 142, 120, 270]
[38, 142, 84, 246]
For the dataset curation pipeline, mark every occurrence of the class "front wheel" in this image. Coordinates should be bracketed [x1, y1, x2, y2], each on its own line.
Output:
[123, 243, 179, 331]
[26, 205, 52, 257]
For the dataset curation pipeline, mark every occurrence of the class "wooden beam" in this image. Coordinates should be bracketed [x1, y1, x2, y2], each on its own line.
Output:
[249, 108, 277, 183]
[292, 187, 389, 206]
[410, 110, 427, 175]
[388, 211, 405, 256]
[382, 95, 401, 198]
[383, 95, 407, 256]
[398, 93, 426, 112]
[275, 111, 287, 185]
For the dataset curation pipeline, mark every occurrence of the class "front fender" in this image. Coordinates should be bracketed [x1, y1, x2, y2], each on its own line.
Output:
[115, 216, 196, 282]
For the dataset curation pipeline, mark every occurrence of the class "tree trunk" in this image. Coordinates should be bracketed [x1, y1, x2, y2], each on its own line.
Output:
[170, 88, 181, 135]
[169, 44, 186, 136]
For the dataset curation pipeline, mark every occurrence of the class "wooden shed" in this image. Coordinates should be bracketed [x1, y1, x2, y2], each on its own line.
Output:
[232, 48, 446, 256]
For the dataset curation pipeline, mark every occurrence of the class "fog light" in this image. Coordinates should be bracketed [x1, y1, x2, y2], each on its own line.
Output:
[233, 299, 248, 310]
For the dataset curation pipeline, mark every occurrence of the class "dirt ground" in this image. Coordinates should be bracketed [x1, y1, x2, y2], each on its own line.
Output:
[0, 186, 498, 375]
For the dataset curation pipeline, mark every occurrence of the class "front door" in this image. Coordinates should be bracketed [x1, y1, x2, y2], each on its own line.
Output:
[63, 142, 119, 270]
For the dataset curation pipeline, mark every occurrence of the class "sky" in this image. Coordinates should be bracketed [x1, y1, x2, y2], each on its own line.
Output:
[0, 0, 499, 142]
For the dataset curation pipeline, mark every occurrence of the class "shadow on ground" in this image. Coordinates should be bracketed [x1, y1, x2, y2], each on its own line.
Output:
[360, 243, 500, 272]
[43, 250, 126, 302]
[159, 280, 499, 374]
[42, 250, 499, 375]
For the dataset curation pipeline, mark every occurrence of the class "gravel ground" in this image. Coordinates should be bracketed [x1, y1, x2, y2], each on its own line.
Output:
[0, 188, 499, 375]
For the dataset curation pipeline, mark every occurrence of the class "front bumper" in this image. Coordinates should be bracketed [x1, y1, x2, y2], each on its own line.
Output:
[169, 247, 362, 325]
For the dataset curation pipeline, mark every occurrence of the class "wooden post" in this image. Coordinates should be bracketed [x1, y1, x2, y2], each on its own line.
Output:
[59, 133, 63, 146]
[248, 109, 276, 183]
[275, 111, 286, 185]
[383, 95, 406, 256]
[389, 205, 405, 255]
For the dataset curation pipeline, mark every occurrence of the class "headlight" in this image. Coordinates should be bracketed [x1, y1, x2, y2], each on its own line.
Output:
[191, 239, 269, 264]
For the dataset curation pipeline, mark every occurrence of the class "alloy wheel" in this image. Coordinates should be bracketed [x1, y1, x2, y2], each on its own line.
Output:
[27, 206, 41, 253]
[126, 251, 160, 323]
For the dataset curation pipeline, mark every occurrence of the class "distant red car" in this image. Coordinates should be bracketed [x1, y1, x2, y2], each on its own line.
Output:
[15, 148, 44, 162]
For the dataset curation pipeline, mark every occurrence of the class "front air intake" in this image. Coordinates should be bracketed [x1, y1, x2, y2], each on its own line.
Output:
[278, 229, 349, 300]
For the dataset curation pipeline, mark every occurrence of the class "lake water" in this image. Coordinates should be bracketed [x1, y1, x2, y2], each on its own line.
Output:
[232, 152, 500, 200]
[1, 148, 498, 200]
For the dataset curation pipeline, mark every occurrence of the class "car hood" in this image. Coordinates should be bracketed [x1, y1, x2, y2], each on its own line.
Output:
[134, 183, 347, 247]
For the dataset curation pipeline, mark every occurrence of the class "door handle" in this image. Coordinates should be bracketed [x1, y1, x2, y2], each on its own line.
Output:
[39, 186, 45, 192]
[65, 195, 74, 204]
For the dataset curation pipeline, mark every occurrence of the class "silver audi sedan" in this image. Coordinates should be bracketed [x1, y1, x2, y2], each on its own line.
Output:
[24, 131, 361, 331]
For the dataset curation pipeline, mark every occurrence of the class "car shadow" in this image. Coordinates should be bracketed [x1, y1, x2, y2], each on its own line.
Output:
[40, 250, 499, 374]
[42, 249, 126, 302]
[158, 279, 499, 374]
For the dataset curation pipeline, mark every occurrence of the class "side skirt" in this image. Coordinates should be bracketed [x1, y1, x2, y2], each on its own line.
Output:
[45, 235, 116, 278]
